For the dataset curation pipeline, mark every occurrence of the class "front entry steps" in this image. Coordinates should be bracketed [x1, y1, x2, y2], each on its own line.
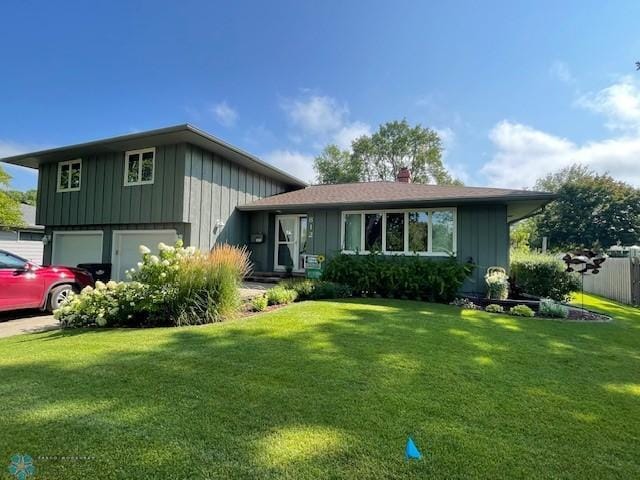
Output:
[244, 271, 304, 284]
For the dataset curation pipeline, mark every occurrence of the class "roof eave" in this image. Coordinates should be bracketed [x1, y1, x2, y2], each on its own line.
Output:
[0, 124, 307, 188]
[237, 193, 558, 211]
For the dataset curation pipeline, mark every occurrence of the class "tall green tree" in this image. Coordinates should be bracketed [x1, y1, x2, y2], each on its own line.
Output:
[0, 165, 24, 227]
[534, 166, 640, 250]
[313, 145, 362, 184]
[6, 188, 37, 206]
[352, 120, 459, 184]
[313, 119, 461, 185]
[534, 164, 596, 192]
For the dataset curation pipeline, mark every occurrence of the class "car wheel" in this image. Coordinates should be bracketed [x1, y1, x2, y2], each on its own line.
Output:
[48, 284, 74, 312]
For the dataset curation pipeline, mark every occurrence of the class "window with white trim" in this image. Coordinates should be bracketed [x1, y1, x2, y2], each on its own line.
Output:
[341, 208, 456, 256]
[57, 159, 82, 192]
[124, 147, 155, 186]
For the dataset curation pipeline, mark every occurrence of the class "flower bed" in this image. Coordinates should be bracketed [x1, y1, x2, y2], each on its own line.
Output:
[454, 294, 610, 322]
[55, 241, 251, 328]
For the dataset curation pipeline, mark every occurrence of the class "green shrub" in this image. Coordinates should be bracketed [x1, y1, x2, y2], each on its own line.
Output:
[55, 241, 251, 327]
[322, 253, 473, 303]
[510, 251, 581, 302]
[266, 286, 298, 305]
[311, 281, 352, 300]
[485, 304, 504, 313]
[251, 295, 268, 312]
[509, 304, 535, 317]
[279, 279, 317, 299]
[538, 298, 569, 318]
[280, 278, 352, 300]
[485, 268, 509, 300]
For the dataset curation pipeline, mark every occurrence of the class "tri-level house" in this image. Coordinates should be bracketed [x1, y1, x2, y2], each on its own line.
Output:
[1, 124, 555, 291]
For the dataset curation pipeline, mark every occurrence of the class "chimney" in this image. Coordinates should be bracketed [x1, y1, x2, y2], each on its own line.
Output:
[397, 167, 411, 183]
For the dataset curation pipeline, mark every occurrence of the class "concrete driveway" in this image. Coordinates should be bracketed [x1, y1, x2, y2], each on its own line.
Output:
[0, 310, 58, 338]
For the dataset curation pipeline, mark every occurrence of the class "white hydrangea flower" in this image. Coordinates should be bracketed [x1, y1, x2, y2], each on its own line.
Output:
[160, 272, 167, 278]
[139, 245, 151, 255]
[95, 280, 106, 290]
[149, 255, 159, 264]
[106, 280, 118, 289]
[162, 259, 170, 266]
[137, 262, 143, 269]
[158, 242, 168, 251]
[81, 286, 93, 294]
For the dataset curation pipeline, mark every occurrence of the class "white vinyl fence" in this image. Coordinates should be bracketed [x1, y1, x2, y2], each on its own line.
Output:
[582, 257, 640, 306]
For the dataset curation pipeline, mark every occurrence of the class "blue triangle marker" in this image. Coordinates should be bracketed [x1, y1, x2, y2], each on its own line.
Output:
[405, 436, 422, 460]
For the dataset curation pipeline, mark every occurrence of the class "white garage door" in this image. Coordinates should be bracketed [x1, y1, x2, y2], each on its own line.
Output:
[52, 231, 103, 267]
[112, 230, 178, 280]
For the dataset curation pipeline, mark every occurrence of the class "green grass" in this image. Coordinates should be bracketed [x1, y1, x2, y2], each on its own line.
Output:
[0, 293, 638, 479]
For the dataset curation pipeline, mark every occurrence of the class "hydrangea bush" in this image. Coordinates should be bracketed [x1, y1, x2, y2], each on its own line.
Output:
[55, 240, 251, 328]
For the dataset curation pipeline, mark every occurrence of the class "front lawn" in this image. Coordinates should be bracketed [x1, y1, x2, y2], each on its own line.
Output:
[1, 294, 638, 479]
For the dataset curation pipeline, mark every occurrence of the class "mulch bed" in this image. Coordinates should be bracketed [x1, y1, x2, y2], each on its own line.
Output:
[565, 308, 611, 322]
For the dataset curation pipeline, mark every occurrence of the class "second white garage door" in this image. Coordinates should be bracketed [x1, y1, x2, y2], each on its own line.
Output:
[112, 230, 178, 280]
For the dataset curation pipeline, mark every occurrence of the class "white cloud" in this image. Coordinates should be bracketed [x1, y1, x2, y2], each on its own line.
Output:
[211, 101, 238, 127]
[483, 76, 640, 189]
[576, 75, 640, 131]
[281, 93, 370, 150]
[482, 120, 640, 189]
[549, 60, 575, 84]
[333, 121, 371, 149]
[262, 149, 315, 183]
[282, 95, 347, 135]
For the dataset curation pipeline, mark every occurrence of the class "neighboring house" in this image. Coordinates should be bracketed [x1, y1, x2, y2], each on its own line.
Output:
[0, 124, 555, 291]
[0, 204, 44, 264]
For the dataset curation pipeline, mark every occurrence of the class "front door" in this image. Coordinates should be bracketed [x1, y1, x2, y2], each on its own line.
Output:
[274, 215, 307, 272]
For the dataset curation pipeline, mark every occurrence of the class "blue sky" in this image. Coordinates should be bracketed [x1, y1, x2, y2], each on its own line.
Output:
[2, 1, 640, 191]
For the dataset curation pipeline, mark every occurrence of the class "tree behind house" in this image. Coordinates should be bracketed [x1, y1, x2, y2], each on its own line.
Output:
[314, 119, 460, 185]
[0, 165, 24, 227]
[533, 164, 640, 250]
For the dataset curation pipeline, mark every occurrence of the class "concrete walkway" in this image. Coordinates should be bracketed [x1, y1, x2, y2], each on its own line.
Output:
[240, 281, 272, 300]
[0, 311, 58, 338]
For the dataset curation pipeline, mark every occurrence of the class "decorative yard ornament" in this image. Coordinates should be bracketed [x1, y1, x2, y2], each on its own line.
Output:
[562, 250, 606, 274]
[562, 250, 606, 316]
[405, 437, 422, 461]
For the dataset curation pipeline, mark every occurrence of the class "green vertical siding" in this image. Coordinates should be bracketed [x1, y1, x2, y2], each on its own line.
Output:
[36, 144, 186, 226]
[182, 144, 289, 252]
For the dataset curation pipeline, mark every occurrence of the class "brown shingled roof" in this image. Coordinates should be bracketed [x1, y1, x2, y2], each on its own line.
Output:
[237, 181, 555, 211]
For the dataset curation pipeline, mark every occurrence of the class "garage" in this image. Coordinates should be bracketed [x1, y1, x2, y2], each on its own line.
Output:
[51, 231, 103, 267]
[111, 230, 178, 280]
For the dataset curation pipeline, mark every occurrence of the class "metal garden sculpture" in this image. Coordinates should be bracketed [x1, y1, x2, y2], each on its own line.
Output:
[562, 250, 606, 315]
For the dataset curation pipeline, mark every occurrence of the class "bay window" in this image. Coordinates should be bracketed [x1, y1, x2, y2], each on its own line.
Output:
[341, 208, 456, 255]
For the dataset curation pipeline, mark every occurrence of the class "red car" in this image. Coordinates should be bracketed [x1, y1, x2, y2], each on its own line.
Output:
[0, 249, 94, 313]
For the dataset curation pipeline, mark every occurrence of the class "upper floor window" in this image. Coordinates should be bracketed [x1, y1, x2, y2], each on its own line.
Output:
[124, 147, 155, 186]
[57, 159, 81, 192]
[341, 208, 456, 256]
